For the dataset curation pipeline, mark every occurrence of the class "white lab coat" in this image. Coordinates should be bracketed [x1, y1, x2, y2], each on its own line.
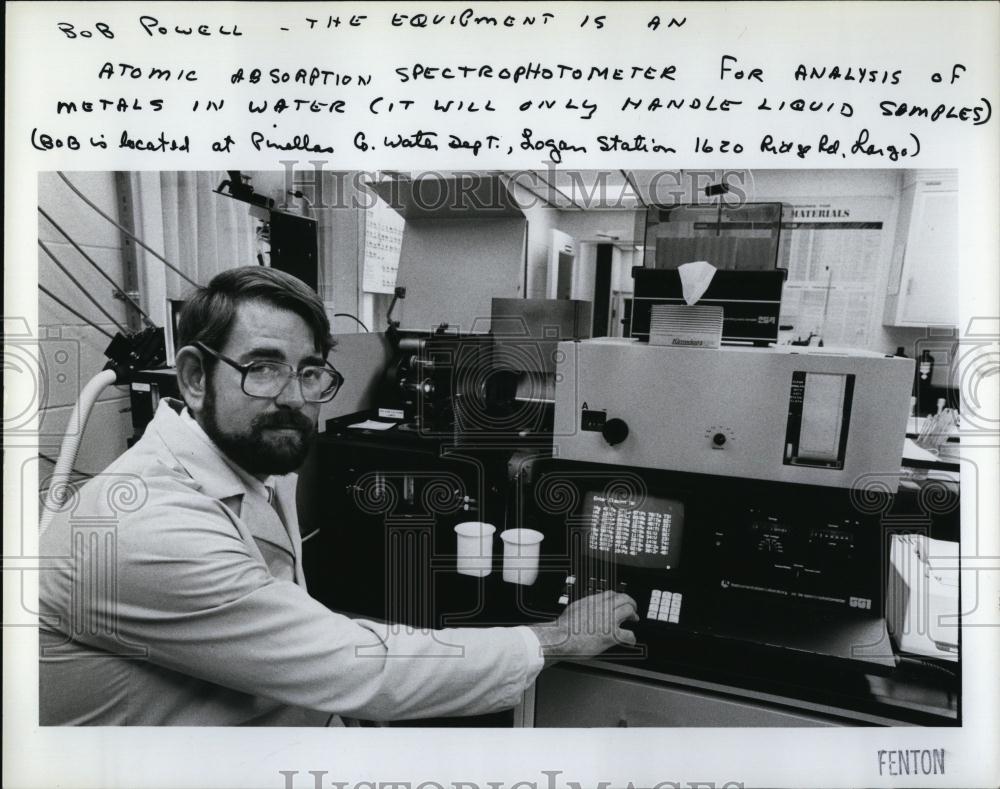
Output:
[39, 399, 543, 725]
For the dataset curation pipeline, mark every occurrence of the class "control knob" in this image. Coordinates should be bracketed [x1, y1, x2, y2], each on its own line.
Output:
[712, 432, 727, 447]
[601, 418, 630, 446]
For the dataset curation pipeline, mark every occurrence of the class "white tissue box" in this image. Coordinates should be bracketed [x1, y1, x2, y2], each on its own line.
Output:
[647, 304, 724, 349]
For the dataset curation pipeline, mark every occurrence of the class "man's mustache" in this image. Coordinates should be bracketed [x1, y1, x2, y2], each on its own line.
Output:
[253, 411, 316, 432]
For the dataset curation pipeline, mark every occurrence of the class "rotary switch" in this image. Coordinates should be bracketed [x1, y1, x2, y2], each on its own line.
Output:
[706, 425, 733, 449]
[601, 418, 630, 446]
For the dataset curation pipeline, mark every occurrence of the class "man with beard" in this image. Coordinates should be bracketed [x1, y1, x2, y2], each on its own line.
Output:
[38, 266, 638, 725]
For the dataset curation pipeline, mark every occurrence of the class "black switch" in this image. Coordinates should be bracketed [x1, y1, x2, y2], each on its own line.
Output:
[602, 418, 630, 446]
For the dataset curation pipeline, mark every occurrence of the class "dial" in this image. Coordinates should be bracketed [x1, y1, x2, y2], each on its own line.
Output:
[601, 418, 630, 446]
[705, 425, 734, 449]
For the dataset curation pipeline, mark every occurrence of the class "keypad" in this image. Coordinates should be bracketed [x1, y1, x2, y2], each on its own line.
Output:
[646, 588, 682, 623]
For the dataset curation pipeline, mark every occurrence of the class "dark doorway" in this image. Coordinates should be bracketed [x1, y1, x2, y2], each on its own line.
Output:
[591, 243, 613, 337]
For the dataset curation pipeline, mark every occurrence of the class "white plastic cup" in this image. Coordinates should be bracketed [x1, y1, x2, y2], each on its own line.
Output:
[454, 522, 496, 577]
[500, 528, 545, 585]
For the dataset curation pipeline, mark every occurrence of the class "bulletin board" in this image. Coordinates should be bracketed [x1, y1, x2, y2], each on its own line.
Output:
[778, 197, 892, 349]
[362, 198, 404, 294]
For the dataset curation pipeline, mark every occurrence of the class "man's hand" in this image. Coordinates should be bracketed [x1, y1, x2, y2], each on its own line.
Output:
[527, 591, 639, 665]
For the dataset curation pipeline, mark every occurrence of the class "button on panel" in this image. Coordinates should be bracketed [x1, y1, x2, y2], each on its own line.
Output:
[646, 588, 684, 624]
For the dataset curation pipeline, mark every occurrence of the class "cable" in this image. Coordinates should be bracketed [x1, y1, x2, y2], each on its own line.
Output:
[56, 172, 200, 288]
[287, 190, 314, 210]
[896, 655, 960, 679]
[40, 368, 119, 533]
[38, 284, 115, 340]
[38, 206, 156, 328]
[333, 313, 370, 332]
[38, 241, 128, 335]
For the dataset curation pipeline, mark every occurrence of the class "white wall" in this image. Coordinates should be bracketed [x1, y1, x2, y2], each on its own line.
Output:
[555, 209, 644, 246]
[747, 170, 902, 201]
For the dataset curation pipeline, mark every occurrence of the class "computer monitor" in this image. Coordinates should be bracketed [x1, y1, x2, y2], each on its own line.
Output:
[582, 489, 685, 571]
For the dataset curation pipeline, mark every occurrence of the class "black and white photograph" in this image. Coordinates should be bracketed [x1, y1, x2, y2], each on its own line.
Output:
[32, 167, 963, 727]
[5, 3, 999, 789]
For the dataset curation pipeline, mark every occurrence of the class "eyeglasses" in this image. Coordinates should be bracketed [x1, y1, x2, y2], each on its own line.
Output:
[194, 342, 344, 403]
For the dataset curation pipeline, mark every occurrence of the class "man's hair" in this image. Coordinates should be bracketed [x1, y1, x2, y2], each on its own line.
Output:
[176, 266, 334, 357]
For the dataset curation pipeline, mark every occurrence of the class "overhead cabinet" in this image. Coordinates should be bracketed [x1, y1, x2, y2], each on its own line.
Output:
[883, 172, 958, 327]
